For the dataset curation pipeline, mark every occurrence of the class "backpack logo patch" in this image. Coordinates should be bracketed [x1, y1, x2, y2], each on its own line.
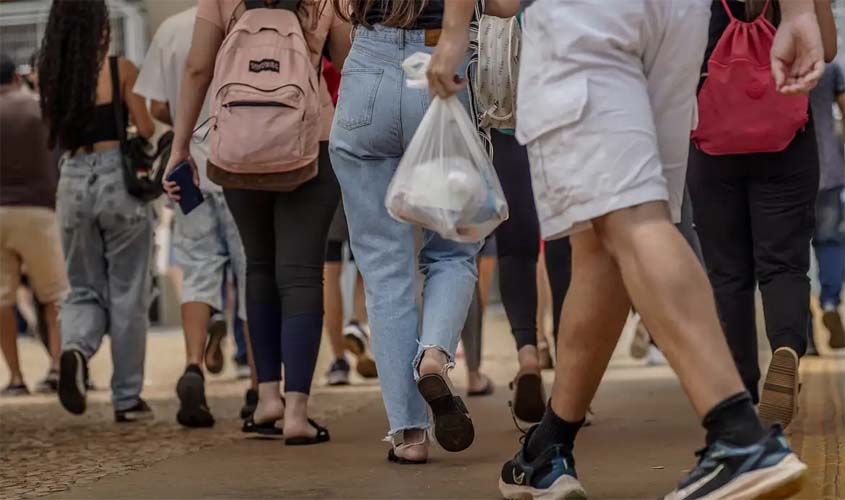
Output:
[249, 59, 280, 73]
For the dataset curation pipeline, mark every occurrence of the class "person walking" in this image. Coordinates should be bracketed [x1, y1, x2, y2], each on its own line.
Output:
[809, 62, 845, 351]
[135, 6, 253, 428]
[0, 54, 68, 396]
[429, 0, 827, 498]
[688, 0, 837, 430]
[328, 0, 518, 463]
[164, 0, 351, 444]
[39, 0, 157, 422]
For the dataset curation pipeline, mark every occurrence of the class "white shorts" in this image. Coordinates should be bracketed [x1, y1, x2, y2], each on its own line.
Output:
[517, 0, 711, 239]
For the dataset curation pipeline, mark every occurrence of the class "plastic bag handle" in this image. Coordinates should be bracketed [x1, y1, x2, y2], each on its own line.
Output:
[403, 52, 431, 89]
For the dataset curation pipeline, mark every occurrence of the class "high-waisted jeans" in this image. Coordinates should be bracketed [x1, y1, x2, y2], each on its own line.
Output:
[329, 26, 480, 437]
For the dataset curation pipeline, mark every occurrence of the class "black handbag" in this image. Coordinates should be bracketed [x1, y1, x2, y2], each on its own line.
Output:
[108, 56, 171, 203]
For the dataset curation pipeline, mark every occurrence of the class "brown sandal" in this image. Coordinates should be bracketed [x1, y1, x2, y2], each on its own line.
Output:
[417, 372, 475, 452]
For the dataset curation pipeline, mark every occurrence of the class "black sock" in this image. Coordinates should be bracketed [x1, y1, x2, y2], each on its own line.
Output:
[185, 364, 204, 379]
[524, 405, 584, 461]
[702, 392, 766, 447]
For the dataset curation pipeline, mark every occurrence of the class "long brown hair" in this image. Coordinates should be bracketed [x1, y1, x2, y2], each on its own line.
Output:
[332, 0, 430, 29]
[745, 0, 780, 24]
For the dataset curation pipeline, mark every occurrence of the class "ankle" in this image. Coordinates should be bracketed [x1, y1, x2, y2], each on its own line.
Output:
[518, 346, 540, 371]
[418, 348, 448, 376]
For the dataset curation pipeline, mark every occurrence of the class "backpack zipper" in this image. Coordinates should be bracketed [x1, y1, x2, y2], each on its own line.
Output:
[224, 101, 293, 108]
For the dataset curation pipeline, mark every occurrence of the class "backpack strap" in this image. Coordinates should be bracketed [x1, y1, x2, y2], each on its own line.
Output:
[244, 0, 299, 12]
[720, 0, 771, 21]
[108, 56, 128, 154]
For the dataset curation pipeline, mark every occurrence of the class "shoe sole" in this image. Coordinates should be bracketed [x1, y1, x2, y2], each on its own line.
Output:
[499, 474, 587, 500]
[58, 351, 86, 415]
[205, 319, 227, 375]
[417, 374, 474, 452]
[511, 372, 546, 423]
[344, 334, 378, 378]
[822, 312, 845, 349]
[689, 453, 807, 500]
[759, 348, 798, 429]
[176, 373, 214, 428]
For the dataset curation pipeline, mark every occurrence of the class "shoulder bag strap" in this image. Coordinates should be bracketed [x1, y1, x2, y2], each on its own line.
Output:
[467, 0, 493, 158]
[108, 56, 128, 154]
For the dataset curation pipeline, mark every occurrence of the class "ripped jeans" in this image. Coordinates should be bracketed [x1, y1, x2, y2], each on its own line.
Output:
[329, 25, 480, 437]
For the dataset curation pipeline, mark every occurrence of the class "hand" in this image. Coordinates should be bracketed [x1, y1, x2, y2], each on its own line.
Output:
[162, 149, 198, 202]
[771, 12, 825, 95]
[426, 29, 470, 99]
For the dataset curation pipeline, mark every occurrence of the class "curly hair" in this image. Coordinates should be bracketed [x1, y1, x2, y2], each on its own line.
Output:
[38, 0, 111, 151]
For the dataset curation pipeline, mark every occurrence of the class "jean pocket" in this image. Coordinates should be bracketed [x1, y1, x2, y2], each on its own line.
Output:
[335, 68, 384, 130]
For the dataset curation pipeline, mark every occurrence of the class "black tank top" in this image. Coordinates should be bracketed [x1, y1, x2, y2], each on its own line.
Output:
[81, 101, 127, 146]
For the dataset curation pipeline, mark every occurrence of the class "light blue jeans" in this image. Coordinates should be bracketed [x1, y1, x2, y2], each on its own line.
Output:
[329, 26, 480, 437]
[57, 149, 155, 411]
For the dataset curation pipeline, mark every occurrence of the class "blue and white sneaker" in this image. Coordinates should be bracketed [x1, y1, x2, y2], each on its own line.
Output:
[498, 426, 587, 500]
[664, 426, 806, 500]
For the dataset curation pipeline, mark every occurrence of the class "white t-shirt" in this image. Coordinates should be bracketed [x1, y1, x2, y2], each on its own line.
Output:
[134, 7, 218, 192]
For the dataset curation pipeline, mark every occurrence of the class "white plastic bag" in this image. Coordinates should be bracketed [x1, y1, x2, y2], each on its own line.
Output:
[385, 53, 508, 243]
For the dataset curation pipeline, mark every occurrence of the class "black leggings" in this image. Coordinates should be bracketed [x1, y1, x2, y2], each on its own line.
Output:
[688, 124, 819, 402]
[492, 131, 571, 349]
[224, 142, 340, 392]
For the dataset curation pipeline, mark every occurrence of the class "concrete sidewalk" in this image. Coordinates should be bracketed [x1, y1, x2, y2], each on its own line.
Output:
[3, 310, 843, 499]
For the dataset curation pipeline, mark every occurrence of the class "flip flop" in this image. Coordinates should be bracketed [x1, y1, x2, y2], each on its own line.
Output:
[285, 419, 330, 446]
[510, 369, 546, 423]
[467, 375, 495, 397]
[242, 417, 284, 438]
[417, 373, 475, 452]
[387, 447, 428, 465]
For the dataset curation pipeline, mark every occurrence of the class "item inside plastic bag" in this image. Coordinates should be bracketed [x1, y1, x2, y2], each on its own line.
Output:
[385, 52, 508, 243]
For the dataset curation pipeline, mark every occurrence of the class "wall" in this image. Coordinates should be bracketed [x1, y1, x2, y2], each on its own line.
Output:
[142, 0, 195, 37]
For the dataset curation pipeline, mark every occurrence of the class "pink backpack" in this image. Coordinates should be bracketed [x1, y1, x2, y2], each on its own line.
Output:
[207, 1, 320, 190]
[691, 0, 808, 156]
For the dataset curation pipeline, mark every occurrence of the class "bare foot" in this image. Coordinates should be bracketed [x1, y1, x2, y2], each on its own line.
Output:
[254, 382, 284, 424]
[283, 392, 316, 439]
[517, 345, 541, 373]
[393, 428, 428, 462]
[418, 348, 448, 377]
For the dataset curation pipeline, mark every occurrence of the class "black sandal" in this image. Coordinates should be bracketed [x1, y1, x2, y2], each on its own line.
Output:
[285, 418, 330, 446]
[510, 369, 546, 423]
[242, 417, 284, 438]
[417, 373, 474, 452]
[467, 375, 495, 397]
[387, 447, 428, 465]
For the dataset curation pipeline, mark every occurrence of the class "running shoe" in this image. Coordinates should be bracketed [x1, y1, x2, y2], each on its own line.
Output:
[35, 369, 59, 393]
[176, 369, 215, 428]
[499, 426, 587, 500]
[115, 399, 154, 423]
[344, 321, 378, 378]
[58, 349, 87, 415]
[326, 358, 351, 386]
[759, 347, 799, 429]
[204, 313, 227, 374]
[664, 425, 806, 500]
[822, 309, 845, 349]
[630, 313, 650, 360]
[1, 383, 30, 397]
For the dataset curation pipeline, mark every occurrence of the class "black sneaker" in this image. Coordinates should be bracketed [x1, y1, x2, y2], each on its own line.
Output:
[115, 399, 154, 423]
[498, 426, 587, 500]
[176, 369, 215, 428]
[58, 350, 87, 415]
[326, 358, 351, 386]
[240, 388, 258, 420]
[664, 426, 806, 500]
[204, 313, 227, 375]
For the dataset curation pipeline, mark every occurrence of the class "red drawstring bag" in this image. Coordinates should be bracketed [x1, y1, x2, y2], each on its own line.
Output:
[691, 0, 808, 156]
[322, 58, 341, 106]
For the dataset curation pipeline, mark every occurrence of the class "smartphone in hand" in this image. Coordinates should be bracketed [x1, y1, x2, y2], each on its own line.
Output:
[166, 160, 204, 215]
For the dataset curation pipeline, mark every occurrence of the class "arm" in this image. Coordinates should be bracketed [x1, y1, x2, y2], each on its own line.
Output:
[151, 100, 172, 125]
[120, 59, 155, 140]
[814, 0, 837, 62]
[164, 18, 224, 197]
[426, 0, 475, 98]
[771, 0, 825, 94]
[486, 0, 520, 18]
[327, 15, 352, 71]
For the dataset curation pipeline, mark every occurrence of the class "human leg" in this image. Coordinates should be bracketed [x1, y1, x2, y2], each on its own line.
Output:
[813, 185, 845, 348]
[544, 237, 571, 342]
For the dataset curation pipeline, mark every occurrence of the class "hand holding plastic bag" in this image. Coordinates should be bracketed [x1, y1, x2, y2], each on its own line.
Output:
[385, 53, 508, 243]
